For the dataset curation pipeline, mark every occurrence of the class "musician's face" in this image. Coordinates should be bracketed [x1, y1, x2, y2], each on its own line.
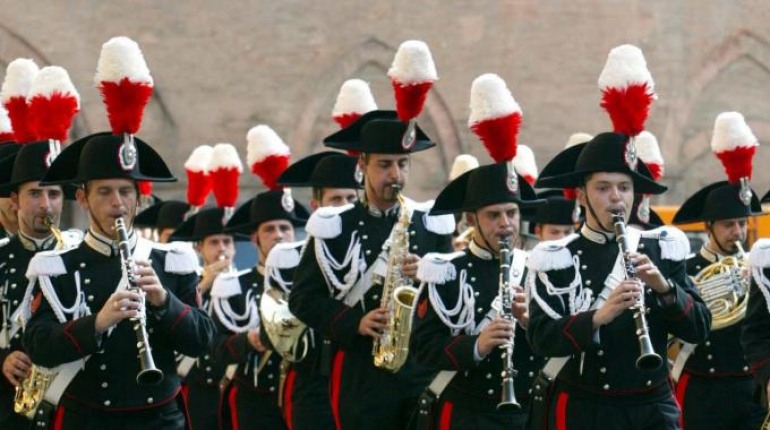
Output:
[0, 197, 18, 233]
[577, 172, 634, 231]
[708, 218, 747, 254]
[253, 219, 294, 261]
[197, 234, 236, 266]
[311, 188, 358, 211]
[468, 202, 520, 254]
[536, 224, 574, 241]
[11, 181, 64, 239]
[361, 154, 410, 204]
[77, 179, 138, 238]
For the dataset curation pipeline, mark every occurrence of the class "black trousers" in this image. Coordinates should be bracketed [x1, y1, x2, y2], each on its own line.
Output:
[286, 366, 334, 430]
[223, 382, 286, 430]
[677, 372, 766, 430]
[53, 403, 186, 430]
[434, 393, 528, 430]
[0, 411, 30, 430]
[185, 382, 220, 430]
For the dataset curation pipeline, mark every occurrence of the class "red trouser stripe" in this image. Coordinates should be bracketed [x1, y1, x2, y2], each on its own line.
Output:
[228, 384, 240, 430]
[675, 372, 691, 430]
[330, 350, 345, 430]
[439, 401, 454, 430]
[283, 368, 298, 430]
[556, 392, 569, 430]
[52, 405, 65, 430]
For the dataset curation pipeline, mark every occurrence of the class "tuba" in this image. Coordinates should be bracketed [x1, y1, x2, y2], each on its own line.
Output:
[372, 185, 419, 372]
[692, 242, 749, 330]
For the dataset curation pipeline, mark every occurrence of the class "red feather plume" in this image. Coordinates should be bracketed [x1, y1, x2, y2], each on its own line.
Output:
[186, 170, 212, 207]
[28, 93, 79, 142]
[599, 83, 653, 137]
[98, 78, 153, 135]
[391, 81, 433, 122]
[333, 113, 361, 129]
[715, 146, 756, 184]
[251, 154, 290, 191]
[469, 112, 521, 163]
[211, 168, 240, 208]
[138, 181, 152, 197]
[4, 97, 35, 143]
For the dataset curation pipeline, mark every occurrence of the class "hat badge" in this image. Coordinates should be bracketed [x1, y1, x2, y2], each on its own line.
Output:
[624, 138, 638, 170]
[282, 188, 295, 213]
[118, 134, 138, 172]
[505, 161, 519, 195]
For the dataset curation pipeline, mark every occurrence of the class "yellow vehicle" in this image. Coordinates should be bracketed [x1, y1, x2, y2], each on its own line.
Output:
[653, 204, 770, 250]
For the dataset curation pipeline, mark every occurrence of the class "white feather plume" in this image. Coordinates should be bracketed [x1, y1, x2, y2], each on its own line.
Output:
[711, 112, 758, 153]
[208, 143, 243, 172]
[448, 154, 479, 181]
[1, 58, 40, 101]
[387, 40, 438, 84]
[513, 144, 538, 179]
[0, 106, 12, 134]
[597, 44, 655, 93]
[246, 125, 290, 166]
[332, 79, 378, 117]
[636, 131, 663, 166]
[565, 133, 593, 148]
[95, 36, 153, 85]
[184, 145, 214, 173]
[468, 73, 521, 126]
[28, 66, 80, 107]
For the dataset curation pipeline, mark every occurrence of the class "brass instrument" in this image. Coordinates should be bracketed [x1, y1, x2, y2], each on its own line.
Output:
[692, 241, 748, 330]
[42, 215, 64, 249]
[372, 185, 419, 372]
[497, 238, 520, 410]
[114, 217, 164, 385]
[612, 213, 662, 370]
[260, 287, 309, 363]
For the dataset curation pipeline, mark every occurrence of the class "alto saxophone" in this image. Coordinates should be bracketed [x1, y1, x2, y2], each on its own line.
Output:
[372, 185, 419, 372]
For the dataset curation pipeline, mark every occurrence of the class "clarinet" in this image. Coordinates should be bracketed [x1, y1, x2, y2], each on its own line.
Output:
[114, 217, 165, 386]
[611, 213, 662, 370]
[497, 238, 520, 410]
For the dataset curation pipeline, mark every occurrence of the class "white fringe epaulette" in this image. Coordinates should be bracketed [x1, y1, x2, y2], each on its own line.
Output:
[211, 268, 251, 299]
[639, 226, 690, 261]
[527, 233, 579, 272]
[265, 240, 305, 270]
[25, 249, 68, 279]
[306, 204, 354, 239]
[62, 229, 84, 250]
[750, 239, 770, 269]
[417, 251, 464, 284]
[404, 197, 456, 235]
[156, 241, 200, 274]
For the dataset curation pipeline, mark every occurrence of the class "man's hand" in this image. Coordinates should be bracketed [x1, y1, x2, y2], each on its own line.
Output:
[402, 254, 420, 280]
[477, 318, 513, 358]
[358, 308, 389, 338]
[592, 279, 641, 328]
[95, 290, 142, 333]
[627, 252, 668, 294]
[2, 351, 31, 387]
[247, 329, 266, 352]
[133, 260, 168, 307]
[511, 286, 528, 328]
[199, 258, 232, 293]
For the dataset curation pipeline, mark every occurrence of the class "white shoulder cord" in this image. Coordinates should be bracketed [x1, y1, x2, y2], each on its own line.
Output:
[212, 291, 260, 334]
[38, 271, 90, 324]
[314, 232, 365, 295]
[425, 269, 476, 336]
[529, 254, 592, 319]
[265, 266, 292, 295]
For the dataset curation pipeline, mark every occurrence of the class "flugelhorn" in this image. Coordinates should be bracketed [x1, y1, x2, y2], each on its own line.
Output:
[497, 237, 520, 410]
[114, 217, 164, 385]
[612, 213, 662, 370]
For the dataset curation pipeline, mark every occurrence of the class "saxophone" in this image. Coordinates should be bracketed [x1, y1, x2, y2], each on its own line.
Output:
[372, 185, 419, 372]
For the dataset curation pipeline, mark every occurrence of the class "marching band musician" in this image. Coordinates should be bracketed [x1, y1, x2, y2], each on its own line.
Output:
[288, 110, 455, 429]
[267, 151, 360, 430]
[168, 207, 240, 430]
[134, 200, 192, 244]
[0, 143, 21, 241]
[670, 113, 766, 430]
[526, 132, 711, 429]
[526, 190, 578, 242]
[411, 161, 544, 429]
[213, 190, 308, 430]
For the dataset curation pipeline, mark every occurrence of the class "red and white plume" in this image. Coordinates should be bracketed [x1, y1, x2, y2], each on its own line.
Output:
[247, 125, 291, 190]
[184, 145, 214, 210]
[636, 131, 664, 181]
[95, 36, 154, 135]
[711, 112, 758, 185]
[513, 145, 538, 185]
[468, 73, 522, 163]
[332, 79, 378, 128]
[208, 143, 243, 219]
[0, 106, 13, 142]
[449, 154, 479, 181]
[387, 40, 437, 122]
[598, 44, 656, 137]
[1, 58, 39, 143]
[27, 66, 80, 143]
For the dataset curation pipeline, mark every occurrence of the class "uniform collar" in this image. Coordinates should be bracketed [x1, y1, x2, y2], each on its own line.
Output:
[85, 228, 137, 257]
[699, 244, 736, 263]
[366, 200, 400, 219]
[580, 224, 615, 245]
[469, 239, 495, 261]
[17, 231, 56, 252]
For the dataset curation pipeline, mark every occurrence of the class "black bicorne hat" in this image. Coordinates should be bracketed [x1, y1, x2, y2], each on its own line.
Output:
[0, 142, 20, 159]
[0, 141, 78, 199]
[276, 151, 362, 189]
[430, 162, 543, 216]
[323, 110, 434, 154]
[225, 190, 308, 235]
[134, 200, 191, 229]
[40, 132, 175, 185]
[170, 207, 247, 242]
[672, 181, 764, 224]
[524, 190, 577, 226]
[535, 132, 667, 195]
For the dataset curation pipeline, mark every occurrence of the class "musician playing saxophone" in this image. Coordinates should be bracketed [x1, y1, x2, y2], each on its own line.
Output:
[672, 181, 767, 430]
[411, 162, 544, 429]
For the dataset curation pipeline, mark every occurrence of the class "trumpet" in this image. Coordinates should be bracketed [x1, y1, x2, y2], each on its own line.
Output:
[497, 237, 520, 410]
[114, 217, 164, 386]
[611, 213, 662, 370]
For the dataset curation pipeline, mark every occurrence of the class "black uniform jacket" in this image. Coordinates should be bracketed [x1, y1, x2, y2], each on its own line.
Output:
[527, 226, 711, 401]
[23, 231, 215, 413]
[741, 239, 770, 398]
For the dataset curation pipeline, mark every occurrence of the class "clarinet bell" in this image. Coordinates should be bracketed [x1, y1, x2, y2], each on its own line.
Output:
[497, 377, 521, 411]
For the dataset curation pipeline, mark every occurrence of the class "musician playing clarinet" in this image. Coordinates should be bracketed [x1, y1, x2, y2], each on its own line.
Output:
[526, 132, 710, 430]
